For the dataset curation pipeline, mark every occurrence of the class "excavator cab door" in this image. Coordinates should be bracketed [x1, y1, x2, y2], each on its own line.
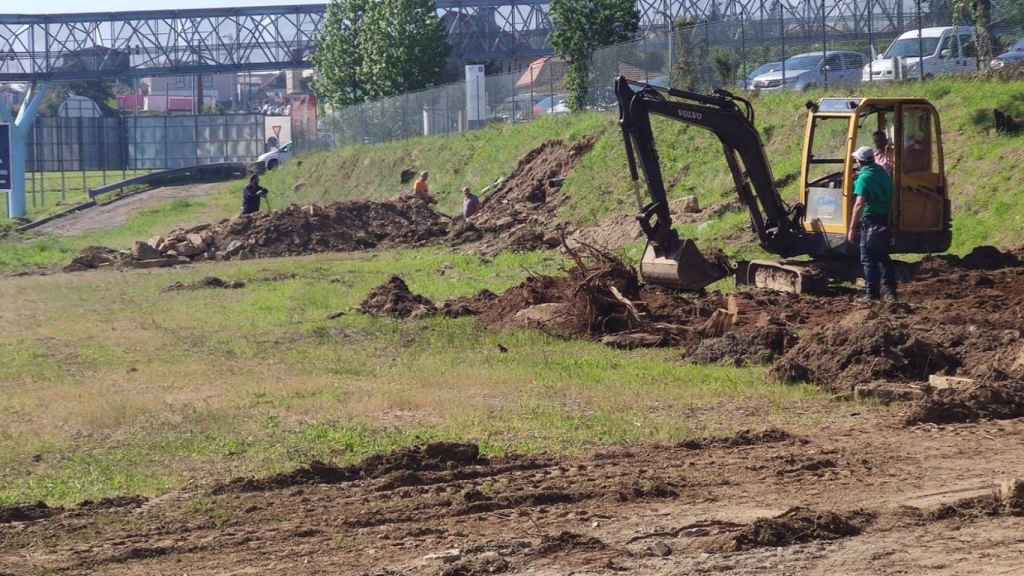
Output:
[893, 104, 946, 234]
[801, 111, 856, 244]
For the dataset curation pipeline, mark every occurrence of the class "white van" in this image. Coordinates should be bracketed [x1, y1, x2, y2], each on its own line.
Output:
[862, 26, 977, 82]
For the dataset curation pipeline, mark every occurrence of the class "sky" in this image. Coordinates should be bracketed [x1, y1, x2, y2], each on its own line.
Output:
[10, 0, 321, 14]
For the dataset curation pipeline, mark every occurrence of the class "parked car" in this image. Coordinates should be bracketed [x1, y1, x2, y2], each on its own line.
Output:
[750, 51, 865, 92]
[533, 95, 570, 116]
[862, 26, 976, 82]
[990, 39, 1024, 69]
[737, 62, 782, 90]
[257, 142, 292, 170]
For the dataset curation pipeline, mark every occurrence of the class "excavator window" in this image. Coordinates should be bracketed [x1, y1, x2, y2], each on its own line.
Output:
[806, 115, 850, 188]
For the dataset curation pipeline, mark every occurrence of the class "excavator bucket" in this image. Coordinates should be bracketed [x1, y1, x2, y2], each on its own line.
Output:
[639, 238, 730, 291]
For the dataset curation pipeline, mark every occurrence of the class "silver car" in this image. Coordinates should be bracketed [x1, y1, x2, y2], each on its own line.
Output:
[991, 40, 1024, 69]
[750, 51, 866, 92]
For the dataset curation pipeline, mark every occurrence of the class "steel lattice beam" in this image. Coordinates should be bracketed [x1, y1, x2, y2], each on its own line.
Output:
[0, 1, 946, 82]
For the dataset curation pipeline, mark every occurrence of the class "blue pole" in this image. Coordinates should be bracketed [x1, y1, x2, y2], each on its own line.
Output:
[9, 82, 50, 219]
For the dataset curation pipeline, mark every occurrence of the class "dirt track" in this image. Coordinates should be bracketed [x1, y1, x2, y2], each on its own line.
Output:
[32, 183, 224, 236]
[2, 409, 1023, 575]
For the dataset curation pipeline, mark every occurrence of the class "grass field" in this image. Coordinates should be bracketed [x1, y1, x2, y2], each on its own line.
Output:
[1, 76, 1022, 507]
[0, 248, 826, 506]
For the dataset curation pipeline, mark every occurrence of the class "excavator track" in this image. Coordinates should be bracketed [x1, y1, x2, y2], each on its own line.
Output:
[736, 260, 827, 294]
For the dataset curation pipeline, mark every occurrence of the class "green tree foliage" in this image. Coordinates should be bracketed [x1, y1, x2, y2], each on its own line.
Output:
[312, 0, 367, 107]
[550, 0, 639, 111]
[313, 0, 448, 107]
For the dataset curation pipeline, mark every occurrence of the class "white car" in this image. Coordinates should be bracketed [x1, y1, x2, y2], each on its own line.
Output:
[257, 143, 292, 170]
[749, 51, 865, 92]
[863, 26, 977, 82]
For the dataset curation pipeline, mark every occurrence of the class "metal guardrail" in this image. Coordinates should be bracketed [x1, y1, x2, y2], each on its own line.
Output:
[13, 162, 249, 233]
[88, 162, 249, 199]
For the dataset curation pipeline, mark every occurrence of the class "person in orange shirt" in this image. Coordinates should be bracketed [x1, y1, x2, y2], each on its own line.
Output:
[413, 171, 436, 204]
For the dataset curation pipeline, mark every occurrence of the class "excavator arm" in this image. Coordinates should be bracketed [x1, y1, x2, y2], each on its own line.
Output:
[616, 76, 816, 289]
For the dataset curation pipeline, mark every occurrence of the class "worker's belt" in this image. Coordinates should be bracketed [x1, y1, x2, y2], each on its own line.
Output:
[862, 214, 890, 226]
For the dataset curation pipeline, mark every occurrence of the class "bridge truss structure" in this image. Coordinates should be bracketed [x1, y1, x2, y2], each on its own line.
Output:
[0, 0, 946, 83]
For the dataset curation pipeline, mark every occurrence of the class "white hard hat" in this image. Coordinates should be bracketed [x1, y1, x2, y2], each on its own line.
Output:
[852, 146, 875, 163]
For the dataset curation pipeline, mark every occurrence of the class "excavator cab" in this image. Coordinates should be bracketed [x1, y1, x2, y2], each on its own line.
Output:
[801, 98, 951, 254]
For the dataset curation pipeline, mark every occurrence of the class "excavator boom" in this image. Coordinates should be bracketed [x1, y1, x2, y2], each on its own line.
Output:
[616, 76, 818, 290]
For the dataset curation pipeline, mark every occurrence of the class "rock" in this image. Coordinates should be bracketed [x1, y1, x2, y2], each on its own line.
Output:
[512, 303, 572, 328]
[854, 382, 928, 404]
[681, 195, 701, 213]
[423, 548, 462, 561]
[928, 375, 976, 389]
[650, 541, 673, 557]
[187, 233, 206, 250]
[159, 240, 179, 254]
[998, 478, 1024, 514]
[176, 234, 207, 257]
[600, 333, 665, 349]
[148, 236, 165, 251]
[293, 181, 306, 194]
[131, 241, 161, 260]
[223, 240, 245, 258]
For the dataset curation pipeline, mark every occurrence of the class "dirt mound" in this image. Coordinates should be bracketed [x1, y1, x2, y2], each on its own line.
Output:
[479, 246, 641, 338]
[722, 507, 870, 551]
[904, 381, 1024, 425]
[65, 199, 450, 272]
[688, 324, 797, 366]
[0, 501, 61, 524]
[914, 245, 1021, 278]
[770, 311, 954, 392]
[63, 246, 132, 272]
[163, 276, 245, 292]
[679, 428, 793, 450]
[360, 276, 436, 319]
[455, 138, 595, 255]
[214, 442, 484, 494]
[439, 290, 498, 318]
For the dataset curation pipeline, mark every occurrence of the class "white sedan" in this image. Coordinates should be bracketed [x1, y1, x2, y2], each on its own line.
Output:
[257, 143, 292, 171]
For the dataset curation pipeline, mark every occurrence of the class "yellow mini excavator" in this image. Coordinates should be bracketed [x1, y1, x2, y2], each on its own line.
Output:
[615, 76, 951, 293]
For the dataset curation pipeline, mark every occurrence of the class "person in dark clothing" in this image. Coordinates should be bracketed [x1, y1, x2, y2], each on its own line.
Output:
[848, 146, 897, 302]
[241, 175, 269, 215]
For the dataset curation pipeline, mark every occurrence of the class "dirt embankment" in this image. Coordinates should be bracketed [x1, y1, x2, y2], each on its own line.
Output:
[65, 138, 599, 272]
[364, 243, 1024, 426]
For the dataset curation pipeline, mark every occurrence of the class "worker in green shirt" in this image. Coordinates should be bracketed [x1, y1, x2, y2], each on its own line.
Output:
[847, 146, 897, 302]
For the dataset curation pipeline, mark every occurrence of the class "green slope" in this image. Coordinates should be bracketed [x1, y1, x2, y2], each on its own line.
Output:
[258, 76, 1024, 257]
[1, 77, 1022, 274]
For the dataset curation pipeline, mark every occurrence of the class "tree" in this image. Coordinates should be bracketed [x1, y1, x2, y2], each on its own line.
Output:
[313, 0, 448, 106]
[358, 0, 449, 98]
[312, 0, 367, 107]
[550, 0, 639, 112]
[951, 0, 996, 68]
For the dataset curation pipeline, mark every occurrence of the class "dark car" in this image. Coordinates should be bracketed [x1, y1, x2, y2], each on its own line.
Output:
[991, 39, 1024, 69]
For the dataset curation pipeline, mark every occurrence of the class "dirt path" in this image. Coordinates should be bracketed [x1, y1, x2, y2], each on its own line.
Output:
[4, 409, 1023, 575]
[32, 183, 226, 236]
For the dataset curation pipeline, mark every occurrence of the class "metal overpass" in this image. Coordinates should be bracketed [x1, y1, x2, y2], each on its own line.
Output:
[0, 0, 934, 83]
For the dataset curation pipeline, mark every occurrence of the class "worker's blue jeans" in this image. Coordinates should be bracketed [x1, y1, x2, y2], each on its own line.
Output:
[860, 216, 897, 299]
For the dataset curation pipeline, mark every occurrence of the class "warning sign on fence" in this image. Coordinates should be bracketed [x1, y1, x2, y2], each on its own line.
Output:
[0, 123, 11, 192]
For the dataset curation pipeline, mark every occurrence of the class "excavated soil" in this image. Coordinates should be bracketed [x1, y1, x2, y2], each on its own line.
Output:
[904, 381, 1024, 425]
[719, 507, 871, 552]
[450, 138, 596, 256]
[8, 415, 1024, 575]
[360, 276, 437, 319]
[64, 139, 600, 272]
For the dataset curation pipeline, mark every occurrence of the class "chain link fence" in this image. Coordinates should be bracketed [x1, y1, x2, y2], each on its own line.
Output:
[322, 5, 1020, 148]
